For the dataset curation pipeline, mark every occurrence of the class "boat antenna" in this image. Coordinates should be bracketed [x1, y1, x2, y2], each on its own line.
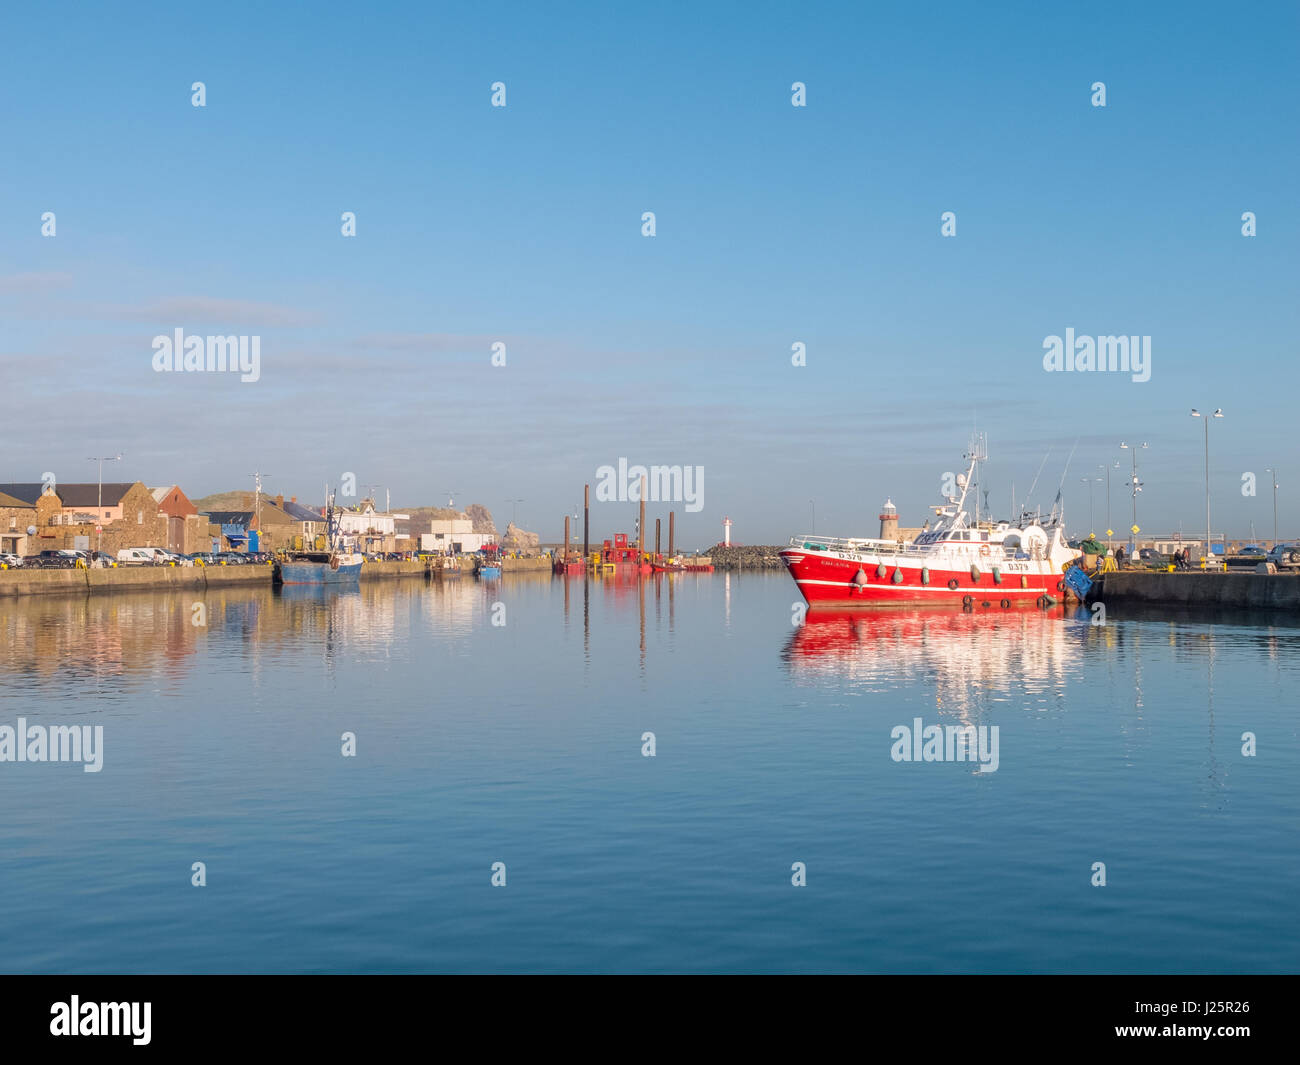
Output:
[1025, 449, 1051, 508]
[1056, 437, 1080, 509]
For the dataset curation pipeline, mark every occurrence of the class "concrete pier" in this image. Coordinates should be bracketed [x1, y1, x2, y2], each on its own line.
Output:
[1091, 570, 1300, 610]
[1, 554, 555, 597]
[0, 565, 270, 597]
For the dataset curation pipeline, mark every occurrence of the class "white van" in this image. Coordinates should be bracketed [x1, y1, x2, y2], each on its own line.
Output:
[116, 547, 163, 566]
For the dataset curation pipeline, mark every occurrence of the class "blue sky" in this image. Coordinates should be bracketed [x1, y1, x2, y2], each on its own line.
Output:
[1, 1, 1296, 546]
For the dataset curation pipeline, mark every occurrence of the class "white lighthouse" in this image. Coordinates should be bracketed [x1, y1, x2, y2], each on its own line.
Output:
[722, 516, 733, 547]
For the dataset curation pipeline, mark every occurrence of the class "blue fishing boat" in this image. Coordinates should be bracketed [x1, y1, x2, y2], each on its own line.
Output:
[274, 491, 363, 585]
[474, 544, 502, 579]
[275, 550, 363, 584]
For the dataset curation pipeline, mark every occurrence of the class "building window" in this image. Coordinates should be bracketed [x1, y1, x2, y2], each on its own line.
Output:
[137, 511, 143, 524]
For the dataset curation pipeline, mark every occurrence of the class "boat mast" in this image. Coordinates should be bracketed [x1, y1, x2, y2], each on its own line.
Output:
[964, 432, 987, 528]
[324, 482, 338, 552]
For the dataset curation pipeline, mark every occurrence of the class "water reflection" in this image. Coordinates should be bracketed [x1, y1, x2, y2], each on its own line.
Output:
[0, 578, 496, 695]
[783, 606, 1076, 718]
[783, 600, 1300, 804]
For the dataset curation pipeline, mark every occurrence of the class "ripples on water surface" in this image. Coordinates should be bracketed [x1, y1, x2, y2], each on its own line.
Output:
[0, 573, 1295, 973]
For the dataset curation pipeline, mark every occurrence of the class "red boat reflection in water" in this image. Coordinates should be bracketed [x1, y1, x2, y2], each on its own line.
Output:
[784, 604, 1077, 709]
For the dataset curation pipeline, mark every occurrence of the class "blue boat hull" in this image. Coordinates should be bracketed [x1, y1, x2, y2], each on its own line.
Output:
[276, 560, 363, 584]
[476, 566, 502, 578]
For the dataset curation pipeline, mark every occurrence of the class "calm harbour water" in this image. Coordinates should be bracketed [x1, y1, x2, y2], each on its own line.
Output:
[0, 571, 1296, 974]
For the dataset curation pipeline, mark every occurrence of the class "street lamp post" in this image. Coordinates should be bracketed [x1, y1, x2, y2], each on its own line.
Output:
[1100, 460, 1120, 552]
[87, 453, 122, 561]
[1191, 409, 1223, 564]
[810, 500, 815, 535]
[1119, 442, 1147, 554]
[1264, 467, 1279, 549]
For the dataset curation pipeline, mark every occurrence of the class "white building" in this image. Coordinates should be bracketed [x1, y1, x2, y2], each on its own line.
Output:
[421, 517, 494, 554]
[336, 500, 410, 552]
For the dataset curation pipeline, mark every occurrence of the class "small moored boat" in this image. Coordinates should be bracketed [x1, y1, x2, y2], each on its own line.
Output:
[274, 490, 363, 585]
[475, 544, 502, 579]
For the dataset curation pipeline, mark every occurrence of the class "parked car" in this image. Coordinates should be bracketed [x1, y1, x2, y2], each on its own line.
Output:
[1237, 545, 1267, 557]
[1137, 548, 1167, 563]
[116, 547, 164, 566]
[36, 549, 83, 568]
[0, 553, 23, 568]
[216, 552, 250, 565]
[88, 551, 115, 568]
[1266, 543, 1300, 567]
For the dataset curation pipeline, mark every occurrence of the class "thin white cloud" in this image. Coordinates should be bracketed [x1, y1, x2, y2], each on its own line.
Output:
[0, 272, 73, 292]
[352, 332, 517, 353]
[88, 297, 320, 328]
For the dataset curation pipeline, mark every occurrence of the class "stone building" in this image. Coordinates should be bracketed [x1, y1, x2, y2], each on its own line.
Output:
[202, 504, 296, 552]
[277, 497, 327, 551]
[0, 481, 207, 555]
[150, 485, 205, 553]
[0, 490, 37, 555]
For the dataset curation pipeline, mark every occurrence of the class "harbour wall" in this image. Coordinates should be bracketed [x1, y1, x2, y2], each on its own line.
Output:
[502, 556, 551, 572]
[0, 556, 555, 596]
[359, 560, 428, 579]
[710, 546, 785, 570]
[1092, 570, 1300, 610]
[0, 564, 271, 597]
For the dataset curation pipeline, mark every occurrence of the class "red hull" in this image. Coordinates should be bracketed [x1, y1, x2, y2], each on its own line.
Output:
[595, 561, 652, 576]
[781, 548, 1065, 607]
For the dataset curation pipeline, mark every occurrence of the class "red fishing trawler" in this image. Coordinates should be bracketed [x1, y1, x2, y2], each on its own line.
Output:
[780, 442, 1078, 608]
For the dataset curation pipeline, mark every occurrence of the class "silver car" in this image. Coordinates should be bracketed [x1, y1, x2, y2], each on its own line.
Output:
[1266, 543, 1300, 567]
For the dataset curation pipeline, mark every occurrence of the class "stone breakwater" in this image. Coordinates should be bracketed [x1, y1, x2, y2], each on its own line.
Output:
[709, 546, 786, 570]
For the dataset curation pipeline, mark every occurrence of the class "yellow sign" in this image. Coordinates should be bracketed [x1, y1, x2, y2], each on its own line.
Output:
[1106, 529, 1114, 537]
[1130, 524, 1140, 534]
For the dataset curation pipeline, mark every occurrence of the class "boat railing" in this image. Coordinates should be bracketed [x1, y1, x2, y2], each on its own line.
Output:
[790, 535, 925, 557]
[789, 535, 1031, 561]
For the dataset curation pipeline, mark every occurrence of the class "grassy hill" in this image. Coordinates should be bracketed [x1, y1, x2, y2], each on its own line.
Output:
[192, 490, 255, 512]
